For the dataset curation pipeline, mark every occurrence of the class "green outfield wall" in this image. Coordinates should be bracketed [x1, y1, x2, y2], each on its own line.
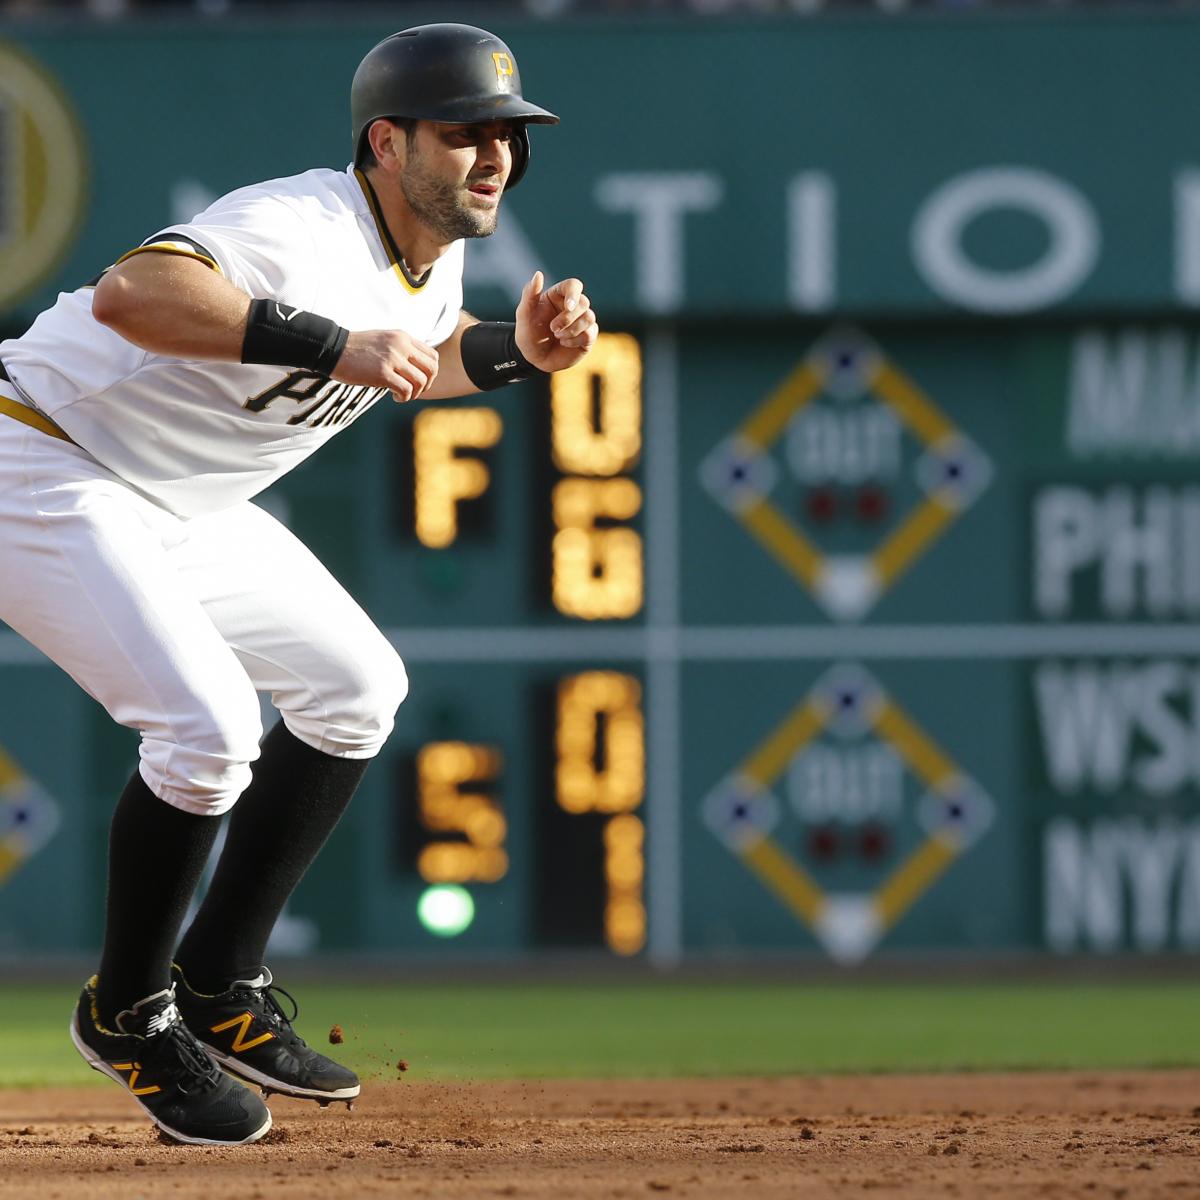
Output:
[1, 12, 1199, 965]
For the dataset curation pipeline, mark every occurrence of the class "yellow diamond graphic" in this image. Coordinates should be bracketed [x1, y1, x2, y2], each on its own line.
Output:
[700, 329, 992, 621]
[702, 664, 993, 963]
[0, 743, 60, 886]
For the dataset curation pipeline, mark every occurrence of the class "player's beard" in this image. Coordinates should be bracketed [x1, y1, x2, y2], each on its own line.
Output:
[401, 157, 499, 241]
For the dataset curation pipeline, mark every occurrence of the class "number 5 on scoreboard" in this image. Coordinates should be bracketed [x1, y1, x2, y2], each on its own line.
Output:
[415, 741, 507, 884]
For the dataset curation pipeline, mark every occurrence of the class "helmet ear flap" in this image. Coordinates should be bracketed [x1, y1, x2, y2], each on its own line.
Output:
[506, 124, 530, 190]
[354, 120, 380, 169]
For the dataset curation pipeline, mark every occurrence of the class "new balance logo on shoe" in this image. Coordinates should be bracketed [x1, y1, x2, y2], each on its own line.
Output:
[111, 1061, 162, 1096]
[210, 1012, 275, 1053]
[115, 988, 179, 1037]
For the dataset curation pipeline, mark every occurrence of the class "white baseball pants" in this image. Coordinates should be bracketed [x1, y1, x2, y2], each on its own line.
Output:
[0, 418, 408, 816]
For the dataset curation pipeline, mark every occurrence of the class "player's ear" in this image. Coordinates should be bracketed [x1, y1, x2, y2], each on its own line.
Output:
[367, 119, 408, 173]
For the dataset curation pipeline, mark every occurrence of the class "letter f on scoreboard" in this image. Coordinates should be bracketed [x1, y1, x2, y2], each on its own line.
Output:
[413, 407, 503, 548]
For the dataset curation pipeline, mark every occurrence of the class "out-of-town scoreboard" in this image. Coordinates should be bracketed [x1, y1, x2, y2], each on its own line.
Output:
[283, 322, 1200, 963]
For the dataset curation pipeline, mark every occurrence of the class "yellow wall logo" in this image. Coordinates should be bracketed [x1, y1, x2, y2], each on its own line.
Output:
[492, 52, 514, 85]
[0, 42, 87, 312]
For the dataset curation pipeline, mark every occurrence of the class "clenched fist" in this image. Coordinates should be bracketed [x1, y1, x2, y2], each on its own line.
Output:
[334, 329, 439, 402]
[514, 272, 599, 374]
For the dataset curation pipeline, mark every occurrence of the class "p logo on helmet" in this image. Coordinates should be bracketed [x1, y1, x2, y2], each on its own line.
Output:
[492, 52, 514, 87]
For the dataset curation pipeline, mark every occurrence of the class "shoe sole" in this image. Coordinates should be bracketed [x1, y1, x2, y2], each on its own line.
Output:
[201, 1043, 360, 1103]
[69, 1015, 273, 1146]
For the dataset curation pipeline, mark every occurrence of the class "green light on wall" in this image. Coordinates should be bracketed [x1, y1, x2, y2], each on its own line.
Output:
[417, 884, 476, 937]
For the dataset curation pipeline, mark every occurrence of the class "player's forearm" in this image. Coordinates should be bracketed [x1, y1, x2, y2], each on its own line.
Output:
[420, 312, 548, 401]
[420, 315, 482, 401]
[91, 253, 251, 361]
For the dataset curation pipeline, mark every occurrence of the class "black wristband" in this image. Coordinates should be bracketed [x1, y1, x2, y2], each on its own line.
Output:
[241, 298, 349, 377]
[460, 321, 541, 392]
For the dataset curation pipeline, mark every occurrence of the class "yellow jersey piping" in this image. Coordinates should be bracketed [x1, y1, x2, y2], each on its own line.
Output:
[354, 167, 431, 295]
[113, 244, 223, 275]
[0, 396, 74, 444]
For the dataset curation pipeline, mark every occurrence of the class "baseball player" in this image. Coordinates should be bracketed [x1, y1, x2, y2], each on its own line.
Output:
[0, 24, 596, 1145]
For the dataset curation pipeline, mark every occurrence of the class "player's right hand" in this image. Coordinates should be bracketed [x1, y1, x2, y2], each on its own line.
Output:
[333, 329, 439, 402]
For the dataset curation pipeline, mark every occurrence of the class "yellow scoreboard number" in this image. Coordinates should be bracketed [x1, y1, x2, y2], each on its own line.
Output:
[414, 741, 506, 884]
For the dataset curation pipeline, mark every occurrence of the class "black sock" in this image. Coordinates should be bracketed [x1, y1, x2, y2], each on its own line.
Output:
[175, 721, 369, 992]
[95, 771, 221, 1027]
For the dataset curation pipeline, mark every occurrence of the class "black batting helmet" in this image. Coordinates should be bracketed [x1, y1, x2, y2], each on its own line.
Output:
[351, 24, 559, 189]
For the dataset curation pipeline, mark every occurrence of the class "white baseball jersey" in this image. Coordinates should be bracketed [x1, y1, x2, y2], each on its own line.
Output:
[0, 165, 463, 517]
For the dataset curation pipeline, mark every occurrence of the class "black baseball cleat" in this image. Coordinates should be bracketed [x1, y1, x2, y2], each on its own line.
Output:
[69, 977, 272, 1145]
[172, 964, 360, 1108]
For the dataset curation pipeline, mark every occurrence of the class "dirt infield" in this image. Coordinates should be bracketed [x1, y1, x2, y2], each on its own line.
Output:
[2, 1071, 1200, 1198]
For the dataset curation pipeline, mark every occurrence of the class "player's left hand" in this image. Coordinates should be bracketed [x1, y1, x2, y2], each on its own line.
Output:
[514, 271, 599, 373]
